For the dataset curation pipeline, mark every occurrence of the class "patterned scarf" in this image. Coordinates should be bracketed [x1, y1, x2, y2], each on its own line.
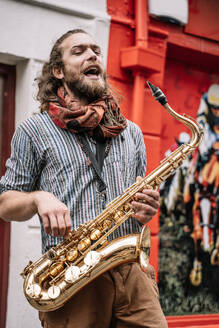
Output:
[48, 86, 127, 140]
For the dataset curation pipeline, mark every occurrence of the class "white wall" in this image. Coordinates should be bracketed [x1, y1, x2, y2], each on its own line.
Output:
[0, 1, 110, 327]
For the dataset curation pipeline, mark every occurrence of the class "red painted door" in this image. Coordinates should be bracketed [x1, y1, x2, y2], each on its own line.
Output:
[0, 63, 16, 328]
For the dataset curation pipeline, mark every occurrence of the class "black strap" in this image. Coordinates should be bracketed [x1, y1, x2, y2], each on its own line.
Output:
[78, 134, 107, 192]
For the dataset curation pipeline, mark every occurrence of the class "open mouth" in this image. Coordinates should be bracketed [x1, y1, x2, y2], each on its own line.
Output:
[83, 66, 101, 79]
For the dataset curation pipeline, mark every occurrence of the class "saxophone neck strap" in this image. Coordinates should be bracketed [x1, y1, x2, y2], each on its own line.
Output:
[78, 134, 108, 193]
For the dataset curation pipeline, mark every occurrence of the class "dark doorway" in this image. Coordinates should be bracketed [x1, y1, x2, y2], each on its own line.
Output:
[0, 63, 16, 328]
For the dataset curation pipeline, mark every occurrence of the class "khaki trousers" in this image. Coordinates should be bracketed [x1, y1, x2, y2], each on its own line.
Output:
[39, 263, 168, 328]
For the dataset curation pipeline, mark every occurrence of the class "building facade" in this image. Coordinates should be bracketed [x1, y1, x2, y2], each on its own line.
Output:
[0, 0, 219, 327]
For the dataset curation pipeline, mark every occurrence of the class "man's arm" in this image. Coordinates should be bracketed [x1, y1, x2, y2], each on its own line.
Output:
[0, 124, 72, 238]
[0, 190, 72, 237]
[0, 190, 37, 220]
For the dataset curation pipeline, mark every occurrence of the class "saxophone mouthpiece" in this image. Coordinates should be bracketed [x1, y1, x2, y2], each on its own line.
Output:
[147, 81, 168, 106]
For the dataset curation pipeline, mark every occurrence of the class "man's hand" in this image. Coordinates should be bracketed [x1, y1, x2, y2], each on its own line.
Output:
[34, 191, 72, 237]
[131, 177, 160, 225]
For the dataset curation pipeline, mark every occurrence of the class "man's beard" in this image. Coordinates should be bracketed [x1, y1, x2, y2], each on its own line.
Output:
[64, 69, 107, 102]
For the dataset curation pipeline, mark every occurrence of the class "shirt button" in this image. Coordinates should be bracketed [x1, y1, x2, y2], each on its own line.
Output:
[100, 192, 106, 200]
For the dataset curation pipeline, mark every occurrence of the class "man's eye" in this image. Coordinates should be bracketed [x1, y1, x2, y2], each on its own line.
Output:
[72, 49, 83, 55]
[93, 48, 101, 55]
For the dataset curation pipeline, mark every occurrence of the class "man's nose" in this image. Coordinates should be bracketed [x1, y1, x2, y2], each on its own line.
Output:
[86, 48, 97, 61]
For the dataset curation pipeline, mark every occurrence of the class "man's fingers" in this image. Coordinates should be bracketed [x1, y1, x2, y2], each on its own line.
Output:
[132, 211, 152, 225]
[41, 213, 60, 236]
[131, 188, 160, 225]
[57, 213, 67, 236]
[132, 201, 157, 216]
[35, 191, 72, 237]
[41, 211, 72, 237]
[48, 213, 59, 237]
[42, 211, 72, 237]
[142, 189, 160, 201]
[64, 211, 72, 236]
[134, 193, 159, 209]
[41, 215, 50, 234]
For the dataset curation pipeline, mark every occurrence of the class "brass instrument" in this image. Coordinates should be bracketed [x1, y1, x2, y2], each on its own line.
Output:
[21, 82, 203, 312]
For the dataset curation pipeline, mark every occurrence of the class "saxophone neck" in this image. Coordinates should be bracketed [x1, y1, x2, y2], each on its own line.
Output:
[147, 81, 204, 149]
[164, 103, 204, 149]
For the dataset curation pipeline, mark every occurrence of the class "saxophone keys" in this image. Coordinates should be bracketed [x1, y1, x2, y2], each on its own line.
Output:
[49, 262, 64, 277]
[172, 162, 179, 169]
[26, 283, 41, 298]
[65, 265, 81, 283]
[84, 251, 101, 266]
[124, 203, 132, 212]
[39, 271, 50, 285]
[145, 184, 153, 189]
[20, 260, 33, 278]
[102, 219, 112, 230]
[90, 229, 102, 241]
[47, 249, 57, 260]
[66, 248, 78, 262]
[48, 285, 61, 299]
[114, 210, 124, 221]
[78, 237, 91, 252]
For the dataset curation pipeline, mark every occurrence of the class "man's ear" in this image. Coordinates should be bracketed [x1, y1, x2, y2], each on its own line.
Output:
[53, 66, 64, 79]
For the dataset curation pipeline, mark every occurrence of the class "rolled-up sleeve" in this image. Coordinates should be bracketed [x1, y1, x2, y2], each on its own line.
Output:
[0, 126, 41, 194]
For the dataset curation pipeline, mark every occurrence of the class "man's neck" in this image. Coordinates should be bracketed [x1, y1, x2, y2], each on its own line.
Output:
[63, 82, 89, 106]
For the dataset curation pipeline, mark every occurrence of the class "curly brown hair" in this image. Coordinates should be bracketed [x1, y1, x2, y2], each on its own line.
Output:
[36, 29, 88, 112]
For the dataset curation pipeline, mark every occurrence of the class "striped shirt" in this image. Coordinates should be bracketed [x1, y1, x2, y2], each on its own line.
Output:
[0, 112, 146, 253]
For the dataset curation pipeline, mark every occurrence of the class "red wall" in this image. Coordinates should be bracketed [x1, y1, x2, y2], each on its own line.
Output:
[107, 0, 219, 326]
[161, 58, 219, 157]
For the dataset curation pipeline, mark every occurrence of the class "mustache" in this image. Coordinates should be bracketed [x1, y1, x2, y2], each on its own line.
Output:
[81, 63, 104, 75]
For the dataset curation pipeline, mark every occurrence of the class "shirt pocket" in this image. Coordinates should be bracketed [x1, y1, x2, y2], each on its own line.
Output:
[105, 137, 137, 184]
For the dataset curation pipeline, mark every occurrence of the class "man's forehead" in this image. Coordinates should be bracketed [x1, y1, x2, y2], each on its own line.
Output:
[62, 33, 99, 49]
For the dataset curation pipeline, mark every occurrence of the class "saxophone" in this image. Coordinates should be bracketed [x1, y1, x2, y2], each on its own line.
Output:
[21, 82, 203, 312]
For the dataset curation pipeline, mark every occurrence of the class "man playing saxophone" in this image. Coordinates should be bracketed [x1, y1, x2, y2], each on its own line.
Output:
[0, 29, 167, 327]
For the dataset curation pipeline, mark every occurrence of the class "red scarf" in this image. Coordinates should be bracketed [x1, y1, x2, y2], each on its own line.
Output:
[48, 86, 127, 140]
